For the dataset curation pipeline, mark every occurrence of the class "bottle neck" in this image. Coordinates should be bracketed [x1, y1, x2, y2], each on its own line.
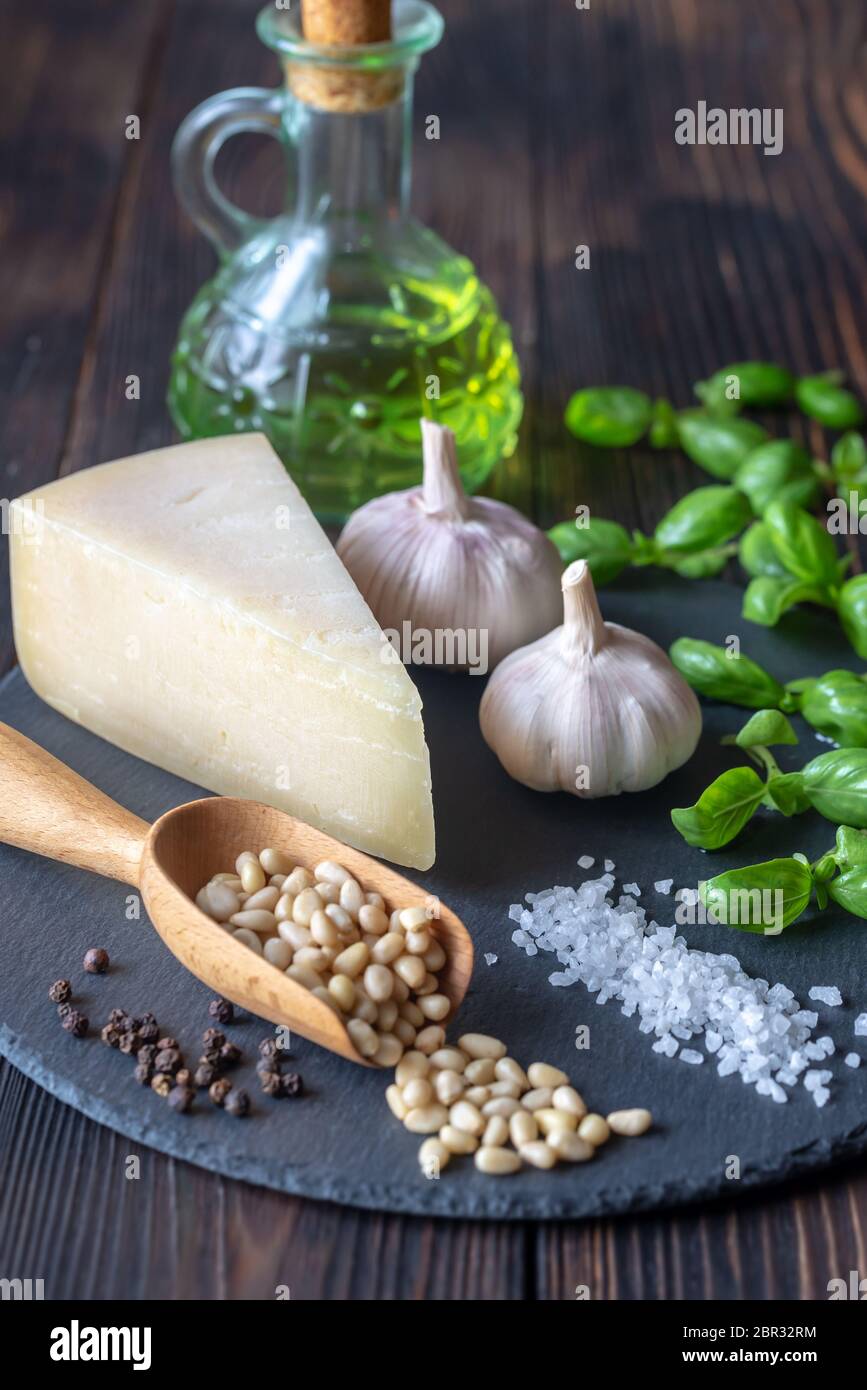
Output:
[291, 79, 412, 231]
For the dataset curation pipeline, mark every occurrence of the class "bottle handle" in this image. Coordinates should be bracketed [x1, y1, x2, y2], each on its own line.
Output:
[171, 86, 285, 258]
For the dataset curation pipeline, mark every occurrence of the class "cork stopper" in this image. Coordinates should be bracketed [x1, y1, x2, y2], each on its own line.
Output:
[292, 0, 400, 113]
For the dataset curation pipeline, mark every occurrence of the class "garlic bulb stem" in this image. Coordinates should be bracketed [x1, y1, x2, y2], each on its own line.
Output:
[561, 560, 606, 657]
[420, 418, 470, 521]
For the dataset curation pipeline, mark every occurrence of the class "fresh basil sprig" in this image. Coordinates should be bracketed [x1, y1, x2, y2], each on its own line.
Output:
[694, 362, 796, 414]
[796, 372, 865, 431]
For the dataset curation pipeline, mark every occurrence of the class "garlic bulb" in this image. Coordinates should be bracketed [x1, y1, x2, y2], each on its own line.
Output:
[337, 420, 563, 672]
[479, 560, 702, 796]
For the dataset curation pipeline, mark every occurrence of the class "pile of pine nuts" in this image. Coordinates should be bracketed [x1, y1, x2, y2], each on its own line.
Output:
[384, 1034, 652, 1176]
[195, 849, 450, 1068]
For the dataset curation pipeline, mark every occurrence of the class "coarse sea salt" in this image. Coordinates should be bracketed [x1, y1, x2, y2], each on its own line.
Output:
[577, 855, 595, 869]
[809, 986, 842, 1007]
[484, 953, 498, 966]
[623, 882, 641, 897]
[845, 1053, 861, 1068]
[506, 871, 836, 1107]
[855, 1014, 867, 1037]
[654, 879, 673, 895]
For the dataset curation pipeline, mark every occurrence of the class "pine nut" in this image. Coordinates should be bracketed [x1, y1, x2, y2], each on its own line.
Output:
[465, 1058, 496, 1085]
[286, 963, 322, 990]
[328, 974, 355, 1012]
[527, 1062, 570, 1089]
[366, 891, 385, 910]
[390, 910, 403, 931]
[412, 1025, 445, 1055]
[399, 906, 429, 931]
[269, 874, 286, 888]
[510, 1111, 538, 1148]
[535, 1107, 577, 1137]
[439, 1125, 479, 1155]
[240, 860, 266, 895]
[402, 1078, 433, 1109]
[314, 860, 351, 886]
[391, 976, 409, 1004]
[235, 850, 258, 872]
[428, 1047, 467, 1073]
[232, 927, 263, 954]
[364, 963, 394, 1003]
[263, 937, 292, 970]
[449, 1101, 484, 1136]
[312, 986, 340, 1015]
[553, 1085, 587, 1118]
[548, 1131, 595, 1163]
[386, 1084, 408, 1120]
[339, 878, 365, 918]
[243, 886, 280, 912]
[422, 941, 447, 972]
[494, 1057, 529, 1090]
[463, 1086, 491, 1107]
[278, 921, 312, 950]
[284, 867, 314, 895]
[373, 1034, 404, 1068]
[396, 1051, 429, 1086]
[347, 1019, 378, 1057]
[230, 909, 277, 932]
[475, 1146, 521, 1175]
[482, 1115, 509, 1147]
[418, 993, 450, 1021]
[607, 1108, 652, 1137]
[199, 883, 240, 921]
[324, 904, 353, 932]
[292, 886, 324, 926]
[488, 1079, 521, 1099]
[352, 996, 378, 1024]
[371, 932, 405, 965]
[400, 1001, 425, 1028]
[359, 904, 389, 935]
[482, 1097, 521, 1118]
[377, 1000, 398, 1033]
[394, 955, 427, 990]
[293, 946, 329, 972]
[213, 873, 243, 889]
[520, 1140, 558, 1170]
[415, 972, 439, 997]
[458, 1033, 507, 1061]
[418, 1138, 450, 1174]
[404, 1103, 449, 1134]
[316, 881, 340, 905]
[577, 1113, 610, 1146]
[260, 847, 293, 876]
[521, 1087, 553, 1112]
[434, 1070, 465, 1106]
[404, 928, 431, 956]
[275, 893, 295, 922]
[333, 942, 369, 978]
[310, 910, 340, 948]
[394, 1018, 417, 1046]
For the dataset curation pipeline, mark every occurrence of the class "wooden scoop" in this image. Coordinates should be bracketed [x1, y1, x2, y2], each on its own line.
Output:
[0, 722, 473, 1066]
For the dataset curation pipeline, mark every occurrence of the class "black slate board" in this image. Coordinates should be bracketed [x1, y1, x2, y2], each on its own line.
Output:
[1, 572, 866, 1220]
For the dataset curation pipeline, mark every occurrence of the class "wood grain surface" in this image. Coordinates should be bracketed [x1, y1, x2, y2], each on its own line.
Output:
[1, 0, 867, 1299]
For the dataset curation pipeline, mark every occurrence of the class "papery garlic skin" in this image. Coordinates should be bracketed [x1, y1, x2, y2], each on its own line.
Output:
[337, 421, 563, 673]
[479, 560, 702, 796]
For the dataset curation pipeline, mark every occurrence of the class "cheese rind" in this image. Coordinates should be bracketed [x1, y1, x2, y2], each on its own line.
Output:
[10, 435, 435, 869]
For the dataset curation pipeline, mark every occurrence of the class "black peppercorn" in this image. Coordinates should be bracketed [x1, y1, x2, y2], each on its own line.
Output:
[199, 1047, 222, 1070]
[193, 1062, 217, 1089]
[83, 947, 110, 974]
[202, 1027, 225, 1049]
[154, 1047, 182, 1075]
[137, 1044, 157, 1067]
[61, 1010, 88, 1038]
[258, 1038, 279, 1060]
[139, 1011, 158, 1028]
[224, 1088, 250, 1117]
[259, 1069, 282, 1097]
[279, 1072, 304, 1098]
[208, 997, 234, 1025]
[256, 1054, 279, 1076]
[136, 1020, 159, 1044]
[108, 1007, 126, 1026]
[156, 1036, 178, 1052]
[100, 1023, 121, 1048]
[219, 1041, 242, 1069]
[175, 1068, 193, 1088]
[167, 1085, 194, 1114]
[57, 1002, 73, 1020]
[151, 1073, 172, 1098]
[48, 979, 71, 1004]
[118, 1030, 143, 1055]
[209, 1078, 232, 1107]
[133, 1062, 153, 1086]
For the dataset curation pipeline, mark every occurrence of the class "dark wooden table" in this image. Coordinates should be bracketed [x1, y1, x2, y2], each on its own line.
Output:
[2, 0, 867, 1299]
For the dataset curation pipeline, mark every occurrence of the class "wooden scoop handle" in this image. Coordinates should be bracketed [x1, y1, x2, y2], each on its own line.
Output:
[0, 722, 149, 885]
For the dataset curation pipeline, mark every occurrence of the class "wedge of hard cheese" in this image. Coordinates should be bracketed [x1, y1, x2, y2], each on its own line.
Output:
[10, 435, 435, 869]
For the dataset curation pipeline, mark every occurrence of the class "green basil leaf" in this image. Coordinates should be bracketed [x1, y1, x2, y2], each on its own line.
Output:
[671, 547, 733, 578]
[671, 766, 767, 850]
[649, 398, 679, 450]
[766, 772, 811, 816]
[796, 373, 865, 431]
[812, 852, 838, 884]
[734, 709, 798, 748]
[738, 521, 788, 579]
[763, 498, 841, 587]
[742, 576, 824, 626]
[834, 825, 867, 869]
[675, 411, 769, 480]
[734, 440, 821, 515]
[695, 362, 796, 412]
[700, 858, 813, 934]
[800, 669, 867, 748]
[564, 387, 653, 447]
[654, 485, 752, 552]
[828, 867, 867, 919]
[802, 747, 867, 827]
[831, 432, 867, 482]
[837, 575, 867, 660]
[547, 517, 633, 583]
[669, 638, 786, 708]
